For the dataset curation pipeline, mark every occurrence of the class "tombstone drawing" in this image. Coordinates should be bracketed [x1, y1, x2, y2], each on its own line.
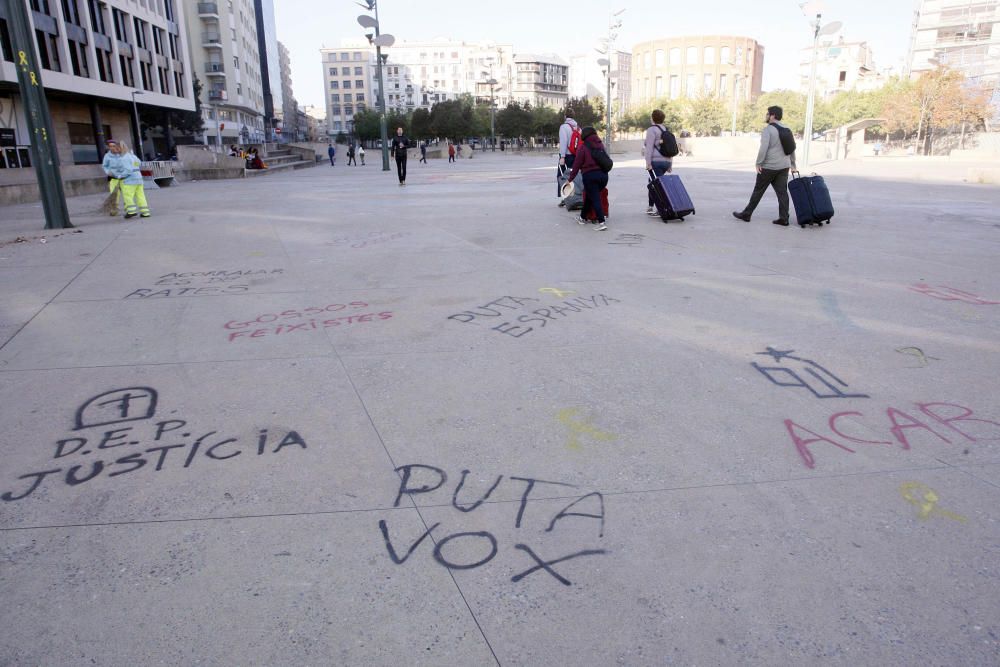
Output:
[74, 387, 159, 431]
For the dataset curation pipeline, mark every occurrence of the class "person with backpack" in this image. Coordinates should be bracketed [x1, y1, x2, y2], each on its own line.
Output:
[556, 110, 581, 203]
[566, 126, 612, 231]
[644, 109, 678, 216]
[733, 105, 797, 226]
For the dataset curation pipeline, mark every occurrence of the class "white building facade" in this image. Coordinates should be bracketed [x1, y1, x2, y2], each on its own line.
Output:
[798, 37, 879, 98]
[512, 54, 568, 109]
[184, 0, 265, 146]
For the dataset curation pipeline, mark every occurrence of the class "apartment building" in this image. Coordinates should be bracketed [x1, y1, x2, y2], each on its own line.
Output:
[909, 0, 999, 120]
[511, 54, 569, 109]
[799, 37, 879, 98]
[569, 50, 632, 113]
[631, 36, 764, 105]
[319, 45, 372, 137]
[184, 0, 264, 146]
[252, 0, 281, 140]
[0, 0, 194, 168]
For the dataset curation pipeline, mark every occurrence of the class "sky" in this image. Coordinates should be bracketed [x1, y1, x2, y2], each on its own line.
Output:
[273, 0, 919, 110]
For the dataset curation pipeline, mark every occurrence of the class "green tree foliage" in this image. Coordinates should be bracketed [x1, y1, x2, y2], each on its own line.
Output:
[430, 99, 474, 139]
[352, 109, 381, 141]
[496, 101, 533, 138]
[531, 106, 562, 139]
[410, 108, 432, 139]
[564, 96, 601, 128]
[621, 100, 685, 133]
[682, 96, 729, 136]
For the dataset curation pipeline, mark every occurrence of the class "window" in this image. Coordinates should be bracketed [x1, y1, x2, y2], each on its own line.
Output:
[719, 74, 727, 96]
[839, 70, 847, 87]
[353, 52, 361, 60]
[356, 93, 365, 102]
[68, 39, 90, 77]
[703, 73, 713, 94]
[133, 18, 147, 49]
[356, 80, 364, 88]
[669, 75, 679, 99]
[685, 74, 694, 96]
[354, 66, 362, 75]
[330, 81, 338, 89]
[643, 52, 650, 69]
[344, 104, 353, 114]
[704, 47, 715, 65]
[68, 122, 111, 164]
[331, 93, 340, 102]
[720, 46, 731, 64]
[670, 48, 680, 65]
[233, 56, 239, 69]
[329, 67, 337, 75]
[655, 49, 664, 67]
[343, 80, 351, 89]
[687, 47, 698, 64]
[655, 76, 663, 96]
[341, 52, 349, 61]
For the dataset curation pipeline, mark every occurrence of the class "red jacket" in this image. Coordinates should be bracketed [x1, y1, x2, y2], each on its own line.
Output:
[568, 134, 606, 181]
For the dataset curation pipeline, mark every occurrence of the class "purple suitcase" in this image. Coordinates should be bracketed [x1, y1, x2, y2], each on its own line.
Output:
[648, 171, 695, 222]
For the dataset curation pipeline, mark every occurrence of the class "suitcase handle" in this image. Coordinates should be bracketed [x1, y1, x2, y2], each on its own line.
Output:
[791, 170, 801, 179]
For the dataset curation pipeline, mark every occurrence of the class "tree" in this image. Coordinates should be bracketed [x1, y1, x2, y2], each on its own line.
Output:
[564, 96, 600, 127]
[531, 106, 562, 139]
[430, 99, 474, 140]
[738, 90, 808, 134]
[682, 95, 729, 136]
[352, 109, 381, 141]
[496, 101, 532, 138]
[410, 108, 432, 139]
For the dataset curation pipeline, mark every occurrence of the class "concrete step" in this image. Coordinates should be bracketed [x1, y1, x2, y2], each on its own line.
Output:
[245, 160, 316, 176]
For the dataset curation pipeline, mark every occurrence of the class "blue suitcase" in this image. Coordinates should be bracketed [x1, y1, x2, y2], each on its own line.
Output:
[788, 172, 834, 227]
[648, 171, 695, 222]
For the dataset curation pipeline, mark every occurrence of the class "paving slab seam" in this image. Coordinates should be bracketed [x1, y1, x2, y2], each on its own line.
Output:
[0, 230, 122, 352]
[0, 463, 959, 534]
[0, 353, 338, 373]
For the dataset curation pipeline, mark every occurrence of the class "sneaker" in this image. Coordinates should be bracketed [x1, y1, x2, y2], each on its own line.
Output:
[577, 217, 588, 225]
[140, 214, 151, 218]
[558, 200, 566, 207]
[732, 211, 751, 222]
[647, 209, 662, 217]
[594, 222, 608, 231]
[772, 219, 789, 226]
[124, 213, 137, 219]
[645, 206, 654, 214]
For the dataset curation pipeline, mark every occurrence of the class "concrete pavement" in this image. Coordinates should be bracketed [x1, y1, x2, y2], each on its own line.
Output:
[1, 152, 999, 665]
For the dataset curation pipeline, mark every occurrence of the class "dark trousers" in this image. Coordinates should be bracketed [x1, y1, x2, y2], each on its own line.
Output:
[743, 168, 790, 221]
[420, 152, 427, 163]
[329, 155, 335, 165]
[647, 160, 671, 206]
[395, 155, 407, 183]
[581, 170, 609, 223]
[348, 155, 356, 165]
[556, 154, 575, 196]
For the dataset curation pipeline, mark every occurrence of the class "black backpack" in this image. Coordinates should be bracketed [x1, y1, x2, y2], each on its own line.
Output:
[589, 145, 614, 172]
[655, 125, 679, 158]
[773, 123, 796, 156]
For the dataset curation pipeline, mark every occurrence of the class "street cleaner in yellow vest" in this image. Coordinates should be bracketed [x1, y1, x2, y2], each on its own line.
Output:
[102, 139, 150, 219]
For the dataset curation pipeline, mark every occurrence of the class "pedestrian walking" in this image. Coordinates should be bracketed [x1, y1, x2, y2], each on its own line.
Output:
[390, 127, 409, 186]
[644, 109, 677, 216]
[448, 142, 456, 163]
[566, 126, 609, 231]
[358, 145, 365, 165]
[420, 141, 428, 163]
[732, 105, 797, 227]
[347, 144, 357, 166]
[101, 140, 150, 219]
[556, 109, 581, 203]
[327, 143, 336, 166]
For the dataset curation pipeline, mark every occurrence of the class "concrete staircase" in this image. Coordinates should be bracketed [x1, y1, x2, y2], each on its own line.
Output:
[246, 147, 316, 176]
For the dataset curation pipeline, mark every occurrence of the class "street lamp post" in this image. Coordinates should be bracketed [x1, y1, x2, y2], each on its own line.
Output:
[597, 58, 612, 144]
[729, 47, 743, 136]
[596, 9, 624, 149]
[481, 74, 497, 149]
[802, 12, 843, 168]
[131, 90, 144, 157]
[357, 2, 394, 172]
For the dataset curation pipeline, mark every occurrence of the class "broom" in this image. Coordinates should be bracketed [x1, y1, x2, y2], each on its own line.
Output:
[100, 181, 121, 217]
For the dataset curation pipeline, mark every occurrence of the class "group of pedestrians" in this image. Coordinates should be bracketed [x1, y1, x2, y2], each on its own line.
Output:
[327, 143, 365, 166]
[555, 104, 799, 230]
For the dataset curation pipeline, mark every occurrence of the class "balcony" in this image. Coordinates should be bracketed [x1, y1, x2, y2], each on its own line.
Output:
[208, 89, 228, 101]
[197, 3, 219, 17]
[202, 32, 222, 47]
[204, 62, 226, 75]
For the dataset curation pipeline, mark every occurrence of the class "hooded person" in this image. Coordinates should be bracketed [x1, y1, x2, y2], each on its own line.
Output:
[556, 111, 581, 201]
[566, 126, 609, 231]
[101, 140, 150, 219]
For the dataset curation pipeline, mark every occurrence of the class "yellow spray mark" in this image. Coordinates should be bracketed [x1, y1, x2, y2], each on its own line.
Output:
[900, 482, 967, 523]
[539, 287, 575, 298]
[556, 408, 617, 451]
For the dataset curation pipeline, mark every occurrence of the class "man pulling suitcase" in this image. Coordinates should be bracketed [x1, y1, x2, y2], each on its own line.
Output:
[733, 105, 796, 226]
